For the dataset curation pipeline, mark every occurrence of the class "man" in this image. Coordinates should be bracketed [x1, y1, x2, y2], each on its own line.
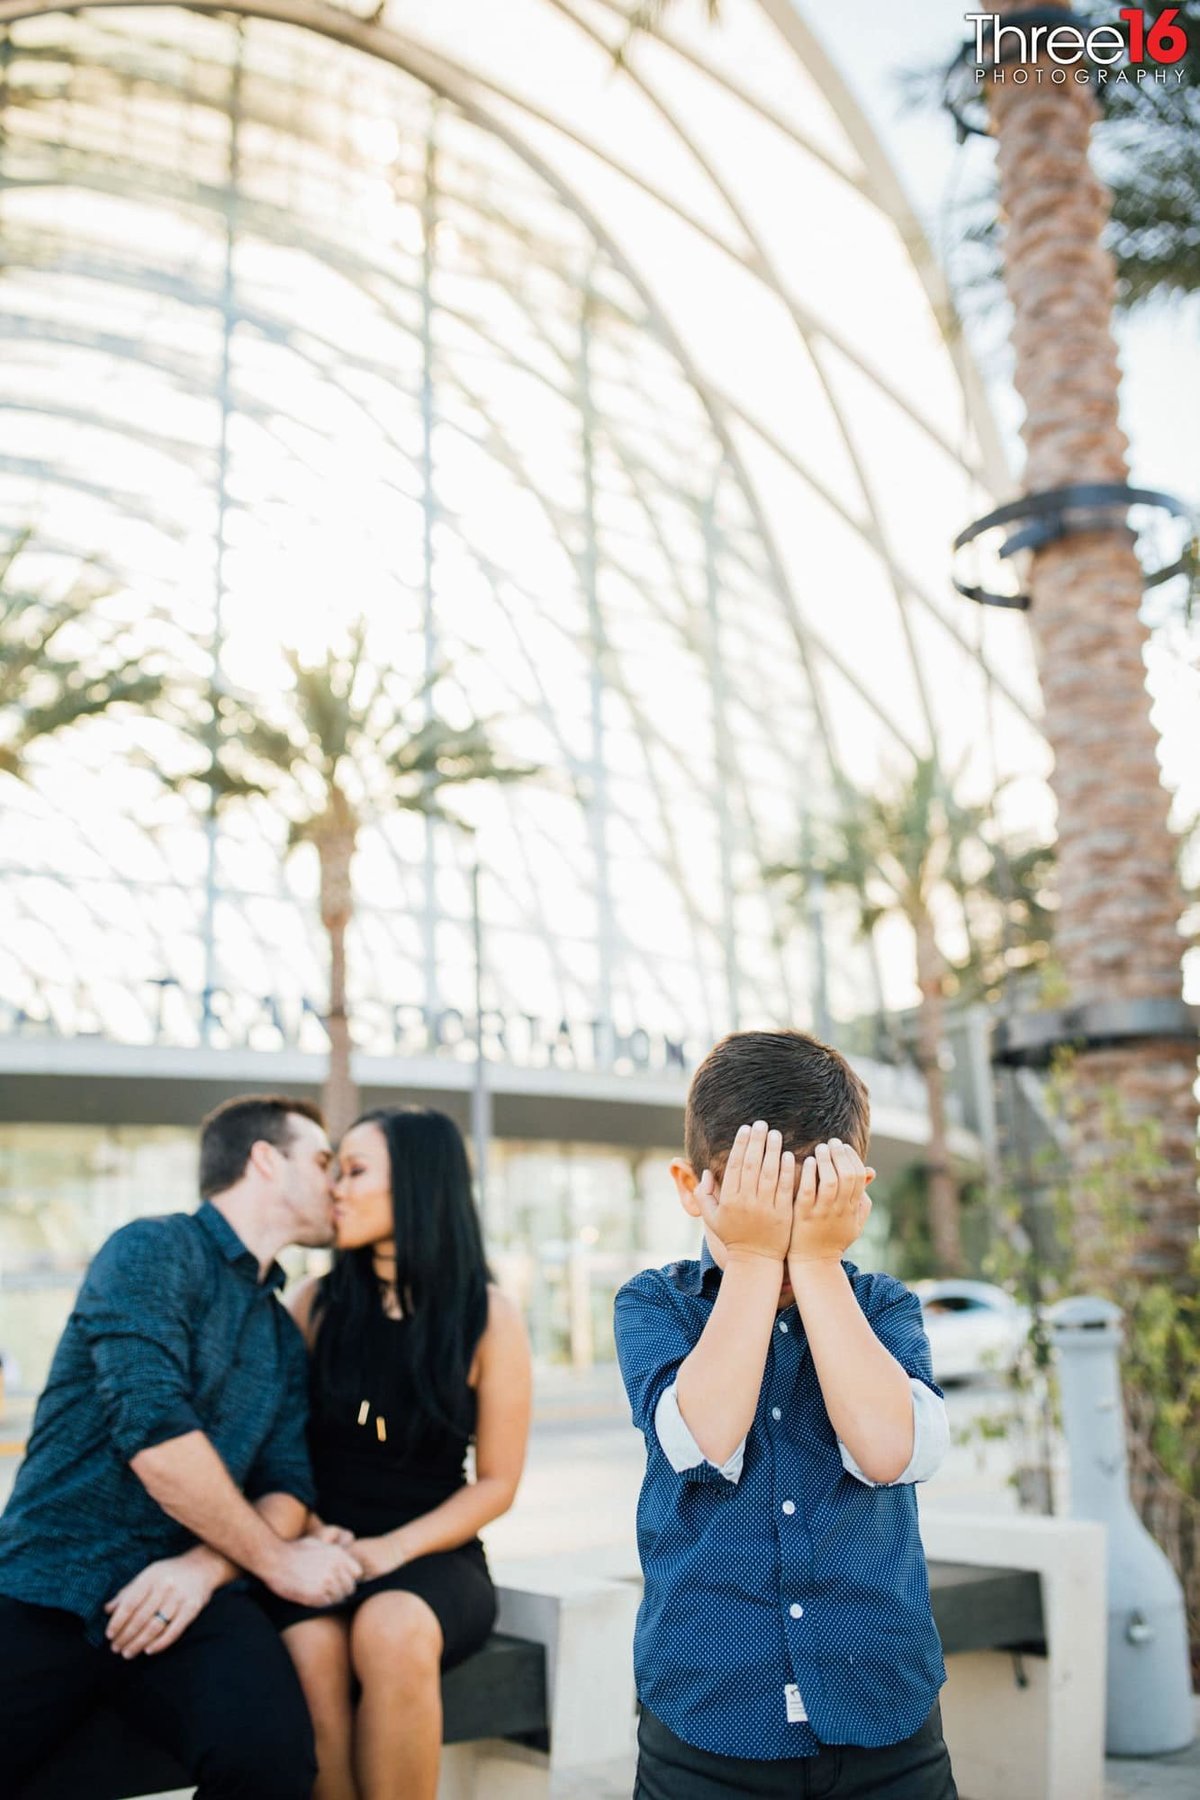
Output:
[0, 1094, 362, 1798]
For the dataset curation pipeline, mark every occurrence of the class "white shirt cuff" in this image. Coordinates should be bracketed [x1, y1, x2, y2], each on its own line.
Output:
[654, 1383, 745, 1482]
[838, 1379, 950, 1487]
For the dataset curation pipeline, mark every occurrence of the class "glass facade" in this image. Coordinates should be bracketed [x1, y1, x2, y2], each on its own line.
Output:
[0, 1119, 902, 1394]
[0, 1, 1047, 1377]
[0, 1, 1048, 1056]
[0, 1124, 693, 1389]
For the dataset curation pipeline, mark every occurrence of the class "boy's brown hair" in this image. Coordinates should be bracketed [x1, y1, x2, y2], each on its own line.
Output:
[684, 1030, 870, 1177]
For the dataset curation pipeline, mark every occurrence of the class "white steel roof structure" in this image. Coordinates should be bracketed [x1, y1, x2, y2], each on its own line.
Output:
[0, 0, 1048, 1091]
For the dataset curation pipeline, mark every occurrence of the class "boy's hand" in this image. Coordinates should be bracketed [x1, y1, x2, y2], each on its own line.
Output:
[695, 1121, 795, 1263]
[788, 1139, 874, 1264]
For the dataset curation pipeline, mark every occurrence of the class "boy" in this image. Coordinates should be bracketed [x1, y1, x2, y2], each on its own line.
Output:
[614, 1030, 956, 1799]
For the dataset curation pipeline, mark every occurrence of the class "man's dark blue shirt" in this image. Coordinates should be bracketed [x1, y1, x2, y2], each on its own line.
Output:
[614, 1244, 946, 1761]
[0, 1202, 314, 1643]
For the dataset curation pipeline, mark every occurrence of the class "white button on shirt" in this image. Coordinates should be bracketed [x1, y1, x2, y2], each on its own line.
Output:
[790, 1604, 804, 1619]
[782, 1500, 796, 1515]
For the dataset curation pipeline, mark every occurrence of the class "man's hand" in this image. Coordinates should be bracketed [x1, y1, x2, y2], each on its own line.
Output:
[695, 1121, 795, 1264]
[263, 1535, 363, 1607]
[104, 1548, 221, 1658]
[788, 1138, 874, 1264]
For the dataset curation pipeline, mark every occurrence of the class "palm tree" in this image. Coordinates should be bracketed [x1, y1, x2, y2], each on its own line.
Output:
[176, 624, 536, 1138]
[1, 530, 166, 782]
[954, 837, 1058, 1009]
[650, 0, 1197, 1286]
[981, 5, 1198, 1287]
[770, 760, 1007, 1275]
[1099, 12, 1200, 308]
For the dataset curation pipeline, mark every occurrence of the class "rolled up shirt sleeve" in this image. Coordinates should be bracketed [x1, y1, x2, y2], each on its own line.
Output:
[836, 1275, 949, 1487]
[838, 1377, 950, 1487]
[244, 1323, 316, 1508]
[615, 1272, 737, 1486]
[73, 1218, 207, 1461]
[655, 1383, 745, 1483]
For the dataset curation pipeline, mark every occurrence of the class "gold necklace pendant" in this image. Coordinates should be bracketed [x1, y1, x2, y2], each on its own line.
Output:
[376, 1277, 404, 1321]
[376, 1414, 388, 1443]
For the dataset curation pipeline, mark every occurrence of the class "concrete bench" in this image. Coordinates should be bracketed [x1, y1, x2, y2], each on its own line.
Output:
[16, 1529, 1104, 1800]
[18, 1578, 640, 1800]
[929, 1558, 1045, 1657]
[922, 1513, 1107, 1800]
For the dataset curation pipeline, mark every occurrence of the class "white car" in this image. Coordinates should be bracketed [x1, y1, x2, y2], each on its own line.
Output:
[914, 1280, 1031, 1384]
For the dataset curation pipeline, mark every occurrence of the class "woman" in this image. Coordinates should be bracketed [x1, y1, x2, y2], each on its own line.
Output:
[277, 1106, 532, 1800]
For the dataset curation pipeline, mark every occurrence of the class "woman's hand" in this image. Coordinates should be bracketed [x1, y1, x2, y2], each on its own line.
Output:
[352, 1529, 413, 1581]
[306, 1513, 356, 1551]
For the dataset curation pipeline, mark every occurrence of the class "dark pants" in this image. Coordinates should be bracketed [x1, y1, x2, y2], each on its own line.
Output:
[635, 1703, 958, 1800]
[0, 1591, 317, 1799]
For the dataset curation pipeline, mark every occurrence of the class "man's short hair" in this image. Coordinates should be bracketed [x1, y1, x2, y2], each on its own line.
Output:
[199, 1095, 325, 1199]
[684, 1030, 870, 1177]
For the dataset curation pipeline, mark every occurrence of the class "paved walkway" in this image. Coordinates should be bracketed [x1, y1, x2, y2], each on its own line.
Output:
[1102, 1704, 1200, 1799]
[145, 1720, 1200, 1800]
[544, 1718, 1200, 1797]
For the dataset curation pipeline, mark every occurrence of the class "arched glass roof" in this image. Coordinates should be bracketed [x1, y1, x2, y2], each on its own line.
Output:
[0, 0, 1049, 1069]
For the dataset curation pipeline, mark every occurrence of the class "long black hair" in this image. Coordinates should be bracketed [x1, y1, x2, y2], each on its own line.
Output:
[311, 1106, 491, 1456]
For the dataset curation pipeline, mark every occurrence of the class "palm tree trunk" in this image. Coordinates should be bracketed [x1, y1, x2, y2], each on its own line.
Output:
[316, 815, 359, 1142]
[915, 915, 964, 1274]
[988, 9, 1197, 1286]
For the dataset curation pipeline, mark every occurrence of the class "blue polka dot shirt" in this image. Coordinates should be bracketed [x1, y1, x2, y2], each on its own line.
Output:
[614, 1243, 947, 1760]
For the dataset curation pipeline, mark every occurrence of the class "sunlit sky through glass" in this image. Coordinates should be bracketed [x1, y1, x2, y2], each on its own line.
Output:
[0, 0, 1063, 1067]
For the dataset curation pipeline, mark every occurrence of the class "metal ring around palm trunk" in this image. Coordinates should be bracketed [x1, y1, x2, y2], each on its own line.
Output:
[992, 999, 1200, 1068]
[952, 484, 1197, 608]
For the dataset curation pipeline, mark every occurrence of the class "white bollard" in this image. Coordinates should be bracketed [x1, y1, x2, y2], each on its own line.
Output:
[1047, 1295, 1194, 1756]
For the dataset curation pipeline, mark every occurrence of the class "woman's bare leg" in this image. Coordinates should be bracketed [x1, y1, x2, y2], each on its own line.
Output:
[350, 1591, 443, 1800]
[282, 1615, 359, 1800]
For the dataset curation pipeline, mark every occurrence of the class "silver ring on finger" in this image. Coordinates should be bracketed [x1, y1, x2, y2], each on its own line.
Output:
[153, 1610, 173, 1626]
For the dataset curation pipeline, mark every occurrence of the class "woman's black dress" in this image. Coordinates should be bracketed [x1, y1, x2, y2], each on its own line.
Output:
[267, 1299, 497, 1670]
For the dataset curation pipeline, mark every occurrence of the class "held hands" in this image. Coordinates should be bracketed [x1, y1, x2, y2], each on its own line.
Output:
[306, 1513, 356, 1550]
[351, 1528, 413, 1582]
[305, 1514, 413, 1583]
[106, 1526, 366, 1659]
[697, 1125, 875, 1268]
[266, 1534, 363, 1607]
